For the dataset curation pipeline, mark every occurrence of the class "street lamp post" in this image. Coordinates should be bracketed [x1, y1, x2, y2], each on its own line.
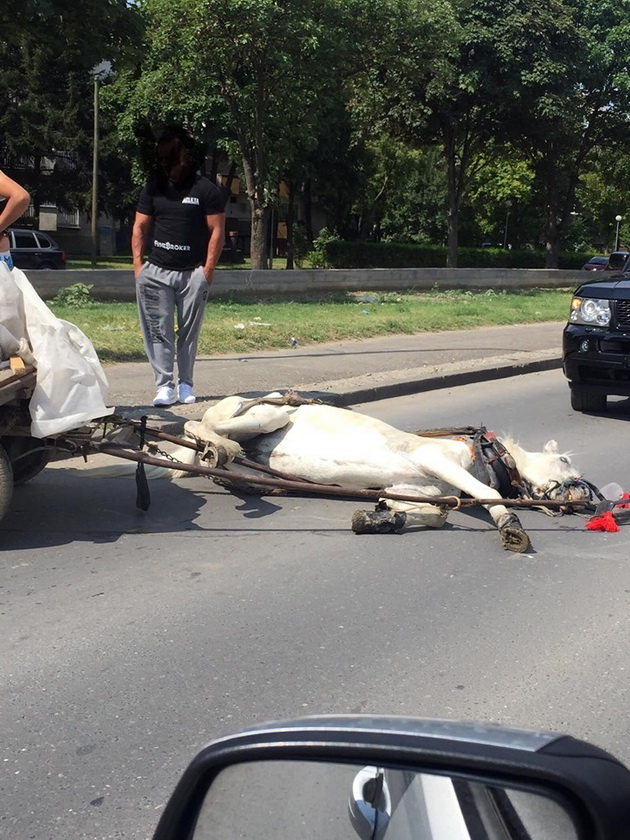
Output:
[615, 215, 623, 251]
[90, 62, 110, 269]
[91, 73, 100, 269]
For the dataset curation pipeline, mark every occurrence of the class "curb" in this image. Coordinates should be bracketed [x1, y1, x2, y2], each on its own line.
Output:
[330, 355, 563, 406]
[121, 351, 562, 435]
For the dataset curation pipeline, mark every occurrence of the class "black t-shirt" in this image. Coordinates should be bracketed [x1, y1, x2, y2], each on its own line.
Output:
[137, 174, 225, 270]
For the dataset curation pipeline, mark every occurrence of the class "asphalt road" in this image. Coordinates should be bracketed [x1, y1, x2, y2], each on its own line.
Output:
[2, 369, 630, 839]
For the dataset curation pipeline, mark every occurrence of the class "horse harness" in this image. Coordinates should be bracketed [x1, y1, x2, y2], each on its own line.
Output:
[415, 426, 527, 498]
[230, 389, 330, 419]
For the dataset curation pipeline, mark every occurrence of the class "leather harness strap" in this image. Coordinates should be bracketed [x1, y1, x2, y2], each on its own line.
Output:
[416, 425, 526, 498]
[231, 389, 330, 419]
[475, 429, 527, 498]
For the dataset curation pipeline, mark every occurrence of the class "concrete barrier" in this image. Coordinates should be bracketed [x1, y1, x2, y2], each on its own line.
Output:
[25, 266, 585, 302]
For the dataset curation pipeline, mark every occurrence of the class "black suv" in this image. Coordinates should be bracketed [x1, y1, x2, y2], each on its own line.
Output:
[7, 227, 66, 270]
[563, 255, 630, 411]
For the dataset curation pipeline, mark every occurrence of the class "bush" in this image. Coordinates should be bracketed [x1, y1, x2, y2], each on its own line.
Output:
[308, 227, 342, 268]
[50, 283, 94, 307]
[310, 240, 592, 270]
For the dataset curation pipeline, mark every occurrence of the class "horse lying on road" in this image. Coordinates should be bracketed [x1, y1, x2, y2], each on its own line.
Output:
[171, 391, 594, 553]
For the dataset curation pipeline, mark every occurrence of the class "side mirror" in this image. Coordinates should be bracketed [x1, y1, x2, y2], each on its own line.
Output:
[152, 716, 630, 840]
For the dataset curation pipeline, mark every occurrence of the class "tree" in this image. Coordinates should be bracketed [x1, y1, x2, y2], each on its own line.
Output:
[463, 146, 535, 249]
[128, 0, 345, 268]
[125, 0, 456, 268]
[511, 0, 630, 266]
[0, 1, 142, 225]
[368, 0, 593, 265]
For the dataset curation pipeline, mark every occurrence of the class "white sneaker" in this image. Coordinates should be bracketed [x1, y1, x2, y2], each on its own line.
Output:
[178, 383, 196, 404]
[153, 386, 177, 406]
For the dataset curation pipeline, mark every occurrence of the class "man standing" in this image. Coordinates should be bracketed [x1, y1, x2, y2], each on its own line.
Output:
[0, 170, 31, 270]
[132, 125, 225, 406]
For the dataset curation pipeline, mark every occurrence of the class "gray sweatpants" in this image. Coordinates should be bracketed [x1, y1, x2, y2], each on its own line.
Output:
[136, 262, 209, 390]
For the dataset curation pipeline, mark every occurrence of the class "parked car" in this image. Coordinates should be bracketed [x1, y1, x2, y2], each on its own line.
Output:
[7, 227, 66, 270]
[581, 255, 609, 271]
[563, 252, 630, 412]
[605, 250, 630, 271]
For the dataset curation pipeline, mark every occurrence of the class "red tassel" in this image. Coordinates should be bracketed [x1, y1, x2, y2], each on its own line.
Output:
[619, 492, 630, 509]
[586, 511, 620, 532]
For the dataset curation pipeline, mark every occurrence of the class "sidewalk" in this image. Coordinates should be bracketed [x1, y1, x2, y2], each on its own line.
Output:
[105, 321, 564, 429]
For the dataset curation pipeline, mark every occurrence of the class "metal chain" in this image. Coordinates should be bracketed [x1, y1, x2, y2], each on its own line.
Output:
[145, 442, 182, 464]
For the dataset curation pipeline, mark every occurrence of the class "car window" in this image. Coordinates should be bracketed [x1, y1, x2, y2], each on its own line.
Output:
[12, 231, 38, 248]
[34, 232, 53, 248]
[607, 252, 629, 270]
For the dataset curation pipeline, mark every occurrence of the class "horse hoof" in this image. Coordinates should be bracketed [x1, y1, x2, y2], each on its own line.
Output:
[500, 526, 530, 553]
[498, 513, 530, 553]
[200, 444, 229, 468]
[351, 509, 407, 534]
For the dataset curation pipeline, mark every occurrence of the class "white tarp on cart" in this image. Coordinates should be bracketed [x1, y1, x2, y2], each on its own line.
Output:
[0, 263, 113, 437]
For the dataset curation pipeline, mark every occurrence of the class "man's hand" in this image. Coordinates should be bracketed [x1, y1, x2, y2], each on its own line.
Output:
[202, 265, 214, 285]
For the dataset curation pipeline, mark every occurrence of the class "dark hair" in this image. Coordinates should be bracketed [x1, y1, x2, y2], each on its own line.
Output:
[149, 124, 207, 190]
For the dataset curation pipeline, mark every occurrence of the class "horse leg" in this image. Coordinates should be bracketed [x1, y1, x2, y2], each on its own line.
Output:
[211, 405, 291, 439]
[420, 460, 531, 553]
[181, 426, 244, 461]
[183, 396, 290, 448]
[351, 500, 448, 535]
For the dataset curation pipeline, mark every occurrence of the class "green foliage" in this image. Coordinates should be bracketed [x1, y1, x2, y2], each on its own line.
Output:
[308, 227, 342, 268]
[291, 225, 311, 269]
[7, 0, 630, 264]
[312, 240, 592, 270]
[50, 283, 94, 308]
[0, 1, 142, 222]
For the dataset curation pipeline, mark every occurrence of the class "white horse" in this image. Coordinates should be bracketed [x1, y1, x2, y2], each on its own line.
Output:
[170, 391, 593, 553]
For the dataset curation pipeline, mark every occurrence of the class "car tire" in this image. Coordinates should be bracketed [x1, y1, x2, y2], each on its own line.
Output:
[38, 262, 57, 270]
[0, 443, 14, 522]
[570, 387, 607, 413]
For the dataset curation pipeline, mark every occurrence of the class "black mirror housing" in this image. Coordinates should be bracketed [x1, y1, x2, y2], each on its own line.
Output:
[152, 716, 630, 840]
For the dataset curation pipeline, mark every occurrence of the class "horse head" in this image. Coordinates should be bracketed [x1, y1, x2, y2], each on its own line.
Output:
[503, 438, 597, 506]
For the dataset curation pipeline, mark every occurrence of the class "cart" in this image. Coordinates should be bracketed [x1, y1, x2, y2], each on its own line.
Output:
[0, 358, 53, 521]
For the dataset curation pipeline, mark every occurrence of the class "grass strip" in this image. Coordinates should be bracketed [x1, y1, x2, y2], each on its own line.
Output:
[49, 288, 572, 363]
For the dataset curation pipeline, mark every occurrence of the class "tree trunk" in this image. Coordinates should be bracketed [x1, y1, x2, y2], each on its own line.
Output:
[302, 179, 314, 247]
[442, 120, 478, 268]
[33, 155, 42, 229]
[285, 180, 295, 270]
[240, 149, 269, 270]
[250, 204, 269, 270]
[542, 168, 580, 268]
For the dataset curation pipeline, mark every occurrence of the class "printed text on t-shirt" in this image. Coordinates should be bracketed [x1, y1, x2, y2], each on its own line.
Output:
[154, 240, 192, 251]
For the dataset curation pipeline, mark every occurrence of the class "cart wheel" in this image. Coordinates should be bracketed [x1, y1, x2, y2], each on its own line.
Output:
[1, 435, 51, 485]
[0, 443, 14, 522]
